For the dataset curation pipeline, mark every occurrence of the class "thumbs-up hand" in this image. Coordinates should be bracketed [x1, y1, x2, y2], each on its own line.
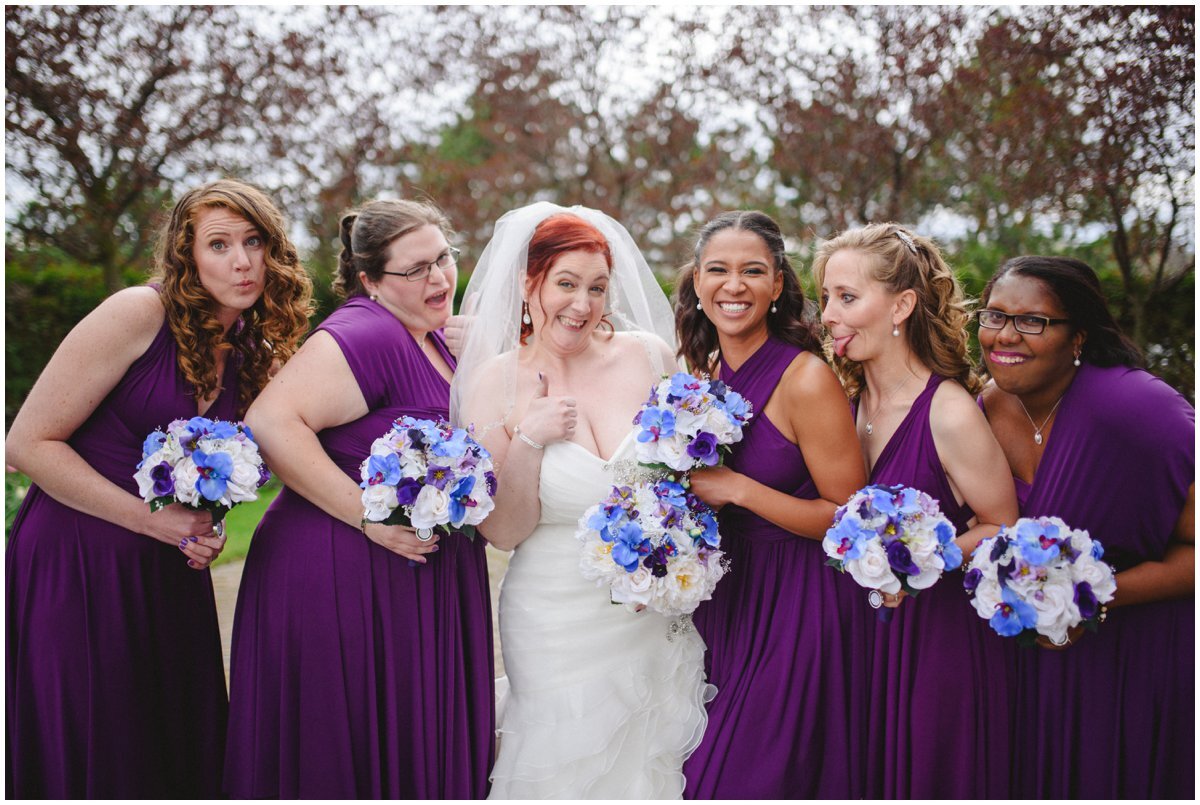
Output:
[517, 371, 578, 447]
[443, 292, 478, 358]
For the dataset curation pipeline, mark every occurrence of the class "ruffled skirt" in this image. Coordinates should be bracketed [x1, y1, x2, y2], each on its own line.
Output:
[489, 522, 713, 799]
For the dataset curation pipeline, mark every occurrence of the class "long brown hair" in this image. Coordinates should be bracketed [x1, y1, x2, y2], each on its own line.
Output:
[674, 210, 821, 375]
[812, 222, 980, 399]
[151, 178, 314, 416]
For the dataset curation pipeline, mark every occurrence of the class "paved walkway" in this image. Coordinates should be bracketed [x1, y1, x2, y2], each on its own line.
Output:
[210, 546, 510, 682]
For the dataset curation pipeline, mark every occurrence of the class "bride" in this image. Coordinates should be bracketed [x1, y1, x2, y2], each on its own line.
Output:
[451, 203, 712, 799]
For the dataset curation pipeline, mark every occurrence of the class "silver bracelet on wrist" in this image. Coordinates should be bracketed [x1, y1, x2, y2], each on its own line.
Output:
[513, 425, 544, 451]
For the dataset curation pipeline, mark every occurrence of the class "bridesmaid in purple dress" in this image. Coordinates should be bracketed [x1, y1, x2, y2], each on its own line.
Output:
[224, 199, 494, 798]
[6, 179, 313, 798]
[674, 211, 868, 798]
[815, 223, 1019, 798]
[977, 256, 1193, 798]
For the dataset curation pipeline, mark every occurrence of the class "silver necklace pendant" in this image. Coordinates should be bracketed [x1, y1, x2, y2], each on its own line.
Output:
[1034, 432, 1043, 445]
[865, 423, 874, 435]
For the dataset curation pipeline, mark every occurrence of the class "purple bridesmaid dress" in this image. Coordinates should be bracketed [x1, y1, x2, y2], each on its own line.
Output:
[994, 363, 1194, 798]
[862, 373, 1015, 798]
[6, 314, 234, 798]
[223, 297, 495, 799]
[683, 337, 869, 798]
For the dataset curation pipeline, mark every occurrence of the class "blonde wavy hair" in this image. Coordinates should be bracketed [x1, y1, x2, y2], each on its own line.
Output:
[150, 178, 314, 416]
[811, 222, 981, 400]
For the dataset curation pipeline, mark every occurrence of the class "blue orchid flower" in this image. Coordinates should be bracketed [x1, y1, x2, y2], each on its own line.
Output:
[655, 480, 687, 507]
[1015, 520, 1060, 566]
[432, 428, 470, 459]
[142, 431, 167, 459]
[1090, 540, 1104, 561]
[193, 449, 234, 502]
[934, 520, 956, 546]
[637, 408, 675, 443]
[611, 522, 647, 571]
[448, 475, 476, 525]
[868, 486, 899, 515]
[694, 509, 720, 548]
[989, 587, 1038, 637]
[668, 372, 707, 401]
[941, 540, 963, 572]
[360, 453, 402, 489]
[210, 420, 238, 439]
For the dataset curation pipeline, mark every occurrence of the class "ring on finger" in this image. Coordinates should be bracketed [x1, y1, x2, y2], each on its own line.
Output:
[415, 527, 435, 543]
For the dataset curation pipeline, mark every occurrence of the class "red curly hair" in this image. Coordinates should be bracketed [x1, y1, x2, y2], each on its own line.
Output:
[521, 213, 613, 345]
[150, 179, 314, 416]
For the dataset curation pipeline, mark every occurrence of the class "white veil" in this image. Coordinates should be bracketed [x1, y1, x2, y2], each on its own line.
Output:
[449, 202, 678, 432]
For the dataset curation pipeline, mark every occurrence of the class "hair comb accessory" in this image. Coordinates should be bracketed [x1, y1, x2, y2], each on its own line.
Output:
[894, 229, 918, 255]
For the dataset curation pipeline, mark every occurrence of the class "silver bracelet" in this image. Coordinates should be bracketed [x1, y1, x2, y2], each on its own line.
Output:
[513, 425, 544, 451]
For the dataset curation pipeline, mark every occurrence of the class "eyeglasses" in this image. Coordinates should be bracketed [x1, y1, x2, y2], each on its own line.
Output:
[976, 309, 1070, 335]
[381, 246, 460, 282]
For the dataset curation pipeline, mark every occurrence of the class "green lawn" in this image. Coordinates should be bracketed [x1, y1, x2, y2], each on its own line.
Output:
[5, 470, 277, 566]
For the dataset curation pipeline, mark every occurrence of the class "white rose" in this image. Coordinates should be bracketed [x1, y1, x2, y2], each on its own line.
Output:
[619, 566, 656, 606]
[906, 553, 945, 591]
[409, 484, 451, 530]
[225, 461, 262, 504]
[361, 483, 400, 522]
[672, 407, 705, 439]
[1072, 556, 1117, 604]
[847, 541, 901, 594]
[971, 578, 1005, 621]
[462, 487, 495, 526]
[1031, 576, 1080, 641]
[172, 459, 201, 506]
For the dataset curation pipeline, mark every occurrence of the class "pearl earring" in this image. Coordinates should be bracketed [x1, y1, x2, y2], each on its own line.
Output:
[521, 302, 532, 326]
[370, 293, 378, 302]
[1073, 350, 1081, 367]
[892, 325, 900, 337]
[771, 302, 778, 314]
[696, 302, 703, 311]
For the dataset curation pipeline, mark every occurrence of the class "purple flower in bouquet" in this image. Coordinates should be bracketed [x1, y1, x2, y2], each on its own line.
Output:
[686, 431, 719, 466]
[149, 462, 175, 498]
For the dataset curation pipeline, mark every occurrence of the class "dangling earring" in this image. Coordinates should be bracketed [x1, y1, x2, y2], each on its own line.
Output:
[696, 301, 703, 311]
[1073, 348, 1081, 367]
[521, 301, 532, 326]
[892, 325, 900, 337]
[771, 301, 778, 314]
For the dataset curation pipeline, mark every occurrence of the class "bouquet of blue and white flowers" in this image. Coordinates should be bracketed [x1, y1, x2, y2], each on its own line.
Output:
[633, 372, 752, 475]
[134, 416, 270, 522]
[577, 478, 728, 617]
[359, 416, 496, 540]
[823, 484, 962, 618]
[963, 516, 1116, 646]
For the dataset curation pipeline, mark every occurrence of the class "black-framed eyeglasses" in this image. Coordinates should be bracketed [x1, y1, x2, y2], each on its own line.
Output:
[381, 246, 460, 282]
[976, 309, 1070, 335]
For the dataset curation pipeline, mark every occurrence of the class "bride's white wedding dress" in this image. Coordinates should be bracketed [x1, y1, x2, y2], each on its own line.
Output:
[488, 430, 714, 799]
